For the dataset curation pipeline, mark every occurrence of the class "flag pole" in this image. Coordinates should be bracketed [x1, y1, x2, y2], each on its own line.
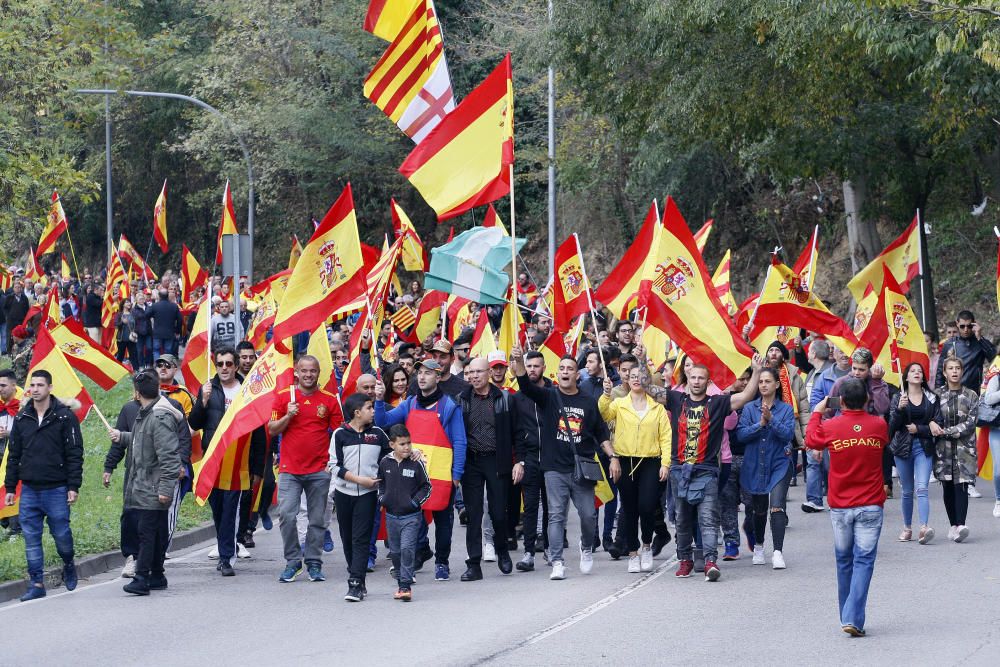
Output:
[508, 163, 520, 349]
[92, 403, 112, 431]
[64, 226, 82, 283]
[575, 233, 606, 370]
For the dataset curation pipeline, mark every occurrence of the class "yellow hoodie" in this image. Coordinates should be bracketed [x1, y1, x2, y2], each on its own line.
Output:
[598, 392, 672, 467]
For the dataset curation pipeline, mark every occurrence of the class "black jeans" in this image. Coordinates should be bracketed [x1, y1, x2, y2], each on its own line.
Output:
[120, 508, 140, 558]
[335, 490, 378, 582]
[462, 450, 508, 565]
[134, 509, 168, 578]
[520, 460, 548, 553]
[208, 489, 241, 562]
[616, 456, 662, 552]
[941, 480, 969, 525]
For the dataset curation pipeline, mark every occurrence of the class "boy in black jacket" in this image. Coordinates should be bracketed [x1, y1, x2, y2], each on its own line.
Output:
[378, 425, 431, 601]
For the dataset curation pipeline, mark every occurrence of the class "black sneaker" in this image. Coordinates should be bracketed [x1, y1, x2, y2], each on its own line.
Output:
[218, 560, 235, 577]
[458, 508, 468, 526]
[345, 579, 364, 602]
[243, 531, 256, 549]
[147, 574, 168, 590]
[123, 576, 150, 596]
[651, 530, 672, 557]
[415, 545, 434, 571]
[460, 565, 483, 581]
[63, 562, 78, 591]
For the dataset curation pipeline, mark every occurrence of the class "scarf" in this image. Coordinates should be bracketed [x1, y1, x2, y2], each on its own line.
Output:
[416, 387, 444, 409]
[778, 364, 798, 415]
[1, 397, 19, 417]
[159, 383, 182, 394]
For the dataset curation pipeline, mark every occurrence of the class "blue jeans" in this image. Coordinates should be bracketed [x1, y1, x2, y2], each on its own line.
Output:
[417, 487, 455, 565]
[830, 505, 883, 631]
[137, 334, 152, 368]
[989, 430, 1000, 500]
[894, 446, 933, 527]
[387, 512, 421, 587]
[544, 470, 597, 562]
[19, 485, 75, 584]
[806, 449, 829, 505]
[670, 466, 720, 562]
[152, 337, 176, 359]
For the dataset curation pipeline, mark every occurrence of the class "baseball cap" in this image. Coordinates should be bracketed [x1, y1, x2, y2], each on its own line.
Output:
[431, 340, 452, 354]
[156, 353, 180, 367]
[417, 359, 444, 373]
[487, 350, 508, 368]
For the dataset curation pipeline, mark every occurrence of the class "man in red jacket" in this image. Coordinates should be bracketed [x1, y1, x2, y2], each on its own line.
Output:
[806, 377, 888, 638]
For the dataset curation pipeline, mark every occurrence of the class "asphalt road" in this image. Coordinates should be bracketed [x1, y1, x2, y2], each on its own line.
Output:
[3, 481, 999, 666]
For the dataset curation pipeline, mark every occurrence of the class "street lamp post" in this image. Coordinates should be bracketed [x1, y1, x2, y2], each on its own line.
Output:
[75, 88, 256, 281]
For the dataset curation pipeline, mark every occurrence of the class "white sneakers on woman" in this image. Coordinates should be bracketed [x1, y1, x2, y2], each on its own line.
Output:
[752, 545, 765, 565]
[771, 550, 786, 569]
[639, 545, 654, 571]
[993, 501, 1000, 518]
[628, 555, 641, 573]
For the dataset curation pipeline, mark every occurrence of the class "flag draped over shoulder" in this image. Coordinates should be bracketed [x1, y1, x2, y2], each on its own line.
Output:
[425, 226, 524, 304]
[29, 327, 94, 421]
[216, 180, 239, 265]
[51, 320, 130, 390]
[38, 190, 69, 256]
[595, 202, 659, 319]
[193, 344, 294, 504]
[271, 185, 367, 350]
[639, 197, 753, 388]
[181, 244, 209, 308]
[153, 179, 168, 253]
[399, 54, 514, 221]
[550, 234, 593, 333]
[846, 215, 920, 303]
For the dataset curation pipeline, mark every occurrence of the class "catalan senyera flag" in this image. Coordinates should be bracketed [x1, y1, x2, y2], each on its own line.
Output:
[245, 269, 291, 348]
[882, 266, 929, 384]
[550, 234, 593, 333]
[29, 326, 94, 421]
[153, 179, 168, 253]
[217, 180, 240, 265]
[692, 219, 714, 255]
[181, 244, 209, 308]
[364, 0, 421, 40]
[101, 249, 128, 348]
[639, 197, 753, 388]
[389, 304, 417, 333]
[391, 200, 428, 271]
[51, 319, 130, 390]
[399, 54, 514, 221]
[749, 255, 858, 358]
[288, 235, 303, 271]
[60, 253, 71, 280]
[271, 185, 367, 350]
[595, 201, 659, 319]
[364, 0, 456, 144]
[847, 215, 920, 303]
[413, 289, 448, 343]
[0, 264, 11, 292]
[180, 299, 211, 396]
[119, 234, 156, 281]
[711, 250, 737, 317]
[193, 343, 294, 504]
[38, 190, 69, 256]
[347, 233, 405, 321]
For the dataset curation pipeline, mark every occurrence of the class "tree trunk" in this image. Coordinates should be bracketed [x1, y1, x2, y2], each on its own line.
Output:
[843, 177, 881, 274]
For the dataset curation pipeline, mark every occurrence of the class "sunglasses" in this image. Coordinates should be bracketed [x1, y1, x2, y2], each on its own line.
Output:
[155, 361, 175, 369]
[215, 360, 235, 368]
[958, 324, 974, 329]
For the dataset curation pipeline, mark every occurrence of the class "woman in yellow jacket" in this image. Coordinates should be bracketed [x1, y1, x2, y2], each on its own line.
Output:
[600, 367, 672, 573]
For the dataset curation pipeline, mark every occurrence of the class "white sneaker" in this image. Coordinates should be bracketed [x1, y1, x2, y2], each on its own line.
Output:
[968, 485, 982, 498]
[121, 555, 136, 578]
[208, 546, 219, 560]
[550, 561, 567, 580]
[237, 543, 252, 559]
[993, 501, 1000, 518]
[955, 525, 970, 543]
[752, 545, 765, 565]
[579, 546, 594, 574]
[639, 545, 654, 572]
[163, 552, 172, 560]
[627, 555, 641, 573]
[772, 550, 786, 569]
[947, 526, 958, 541]
[483, 542, 497, 562]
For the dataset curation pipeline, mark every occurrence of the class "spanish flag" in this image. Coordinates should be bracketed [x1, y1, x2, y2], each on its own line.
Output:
[847, 215, 920, 303]
[43, 288, 61, 328]
[639, 197, 753, 388]
[391, 200, 428, 271]
[711, 250, 737, 317]
[288, 235, 303, 271]
[857, 266, 927, 386]
[307, 324, 341, 397]
[38, 190, 69, 256]
[153, 179, 168, 253]
[181, 244, 209, 308]
[447, 295, 473, 340]
[468, 308, 498, 359]
[50, 319, 130, 390]
[271, 184, 367, 351]
[119, 234, 156, 281]
[978, 356, 1000, 481]
[399, 53, 514, 221]
[342, 307, 377, 396]
[0, 264, 11, 292]
[594, 201, 659, 319]
[180, 299, 211, 397]
[60, 253, 71, 280]
[216, 180, 240, 266]
[29, 326, 94, 421]
[692, 218, 714, 255]
[413, 289, 448, 343]
[364, 0, 421, 41]
[193, 344, 294, 504]
[550, 234, 593, 333]
[25, 248, 46, 285]
[537, 331, 568, 383]
[497, 286, 526, 355]
[0, 448, 21, 519]
[482, 203, 509, 235]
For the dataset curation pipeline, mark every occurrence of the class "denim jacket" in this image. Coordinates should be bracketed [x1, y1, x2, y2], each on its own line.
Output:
[736, 398, 795, 495]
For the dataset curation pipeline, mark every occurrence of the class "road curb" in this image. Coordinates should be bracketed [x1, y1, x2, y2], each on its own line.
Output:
[0, 521, 215, 604]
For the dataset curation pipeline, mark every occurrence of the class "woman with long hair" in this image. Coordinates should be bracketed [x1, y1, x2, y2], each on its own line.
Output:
[888, 362, 940, 544]
[933, 355, 979, 542]
[115, 300, 139, 367]
[385, 364, 410, 407]
[737, 367, 795, 569]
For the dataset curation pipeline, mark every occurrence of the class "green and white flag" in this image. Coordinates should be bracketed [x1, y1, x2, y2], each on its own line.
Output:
[426, 226, 526, 304]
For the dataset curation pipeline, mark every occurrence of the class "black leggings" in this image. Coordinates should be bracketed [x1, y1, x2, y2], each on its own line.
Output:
[750, 465, 792, 551]
[941, 480, 969, 526]
[616, 457, 662, 553]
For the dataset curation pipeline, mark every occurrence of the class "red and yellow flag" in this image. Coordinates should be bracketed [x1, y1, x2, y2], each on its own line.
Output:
[847, 215, 920, 303]
[364, 0, 421, 41]
[391, 200, 428, 271]
[101, 248, 128, 348]
[979, 356, 1000, 480]
[288, 235, 303, 271]
[0, 264, 11, 292]
[399, 54, 514, 221]
[692, 219, 714, 255]
[446, 295, 474, 340]
[342, 307, 377, 396]
[482, 203, 509, 234]
[272, 185, 367, 350]
[858, 266, 927, 386]
[413, 289, 447, 343]
[595, 201, 659, 318]
[51, 320, 130, 390]
[193, 343, 294, 504]
[42, 287, 61, 328]
[536, 331, 569, 383]
[119, 234, 156, 281]
[711, 249, 737, 317]
[181, 244, 209, 308]
[550, 234, 593, 333]
[307, 325, 341, 397]
[38, 190, 69, 256]
[59, 253, 71, 280]
[216, 180, 239, 265]
[25, 247, 46, 285]
[364, 0, 455, 143]
[0, 448, 21, 519]
[389, 304, 417, 333]
[180, 299, 212, 396]
[995, 231, 1000, 315]
[468, 308, 498, 359]
[639, 197, 753, 388]
[153, 179, 168, 253]
[29, 326, 94, 421]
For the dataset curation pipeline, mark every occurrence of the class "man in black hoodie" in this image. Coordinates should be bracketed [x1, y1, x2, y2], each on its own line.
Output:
[4, 370, 83, 602]
[512, 350, 551, 571]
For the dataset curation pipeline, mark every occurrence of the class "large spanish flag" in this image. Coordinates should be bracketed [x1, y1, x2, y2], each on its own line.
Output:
[405, 405, 454, 512]
[594, 201, 659, 319]
[271, 185, 367, 350]
[38, 190, 69, 256]
[193, 344, 294, 504]
[640, 197, 753, 388]
[399, 53, 514, 221]
[29, 326, 94, 422]
[25, 248, 46, 285]
[847, 215, 920, 303]
[883, 267, 929, 385]
[153, 179, 168, 253]
[364, 0, 421, 41]
[50, 319, 130, 390]
[550, 234, 593, 333]
[180, 299, 211, 396]
[181, 244, 209, 308]
[216, 180, 240, 266]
